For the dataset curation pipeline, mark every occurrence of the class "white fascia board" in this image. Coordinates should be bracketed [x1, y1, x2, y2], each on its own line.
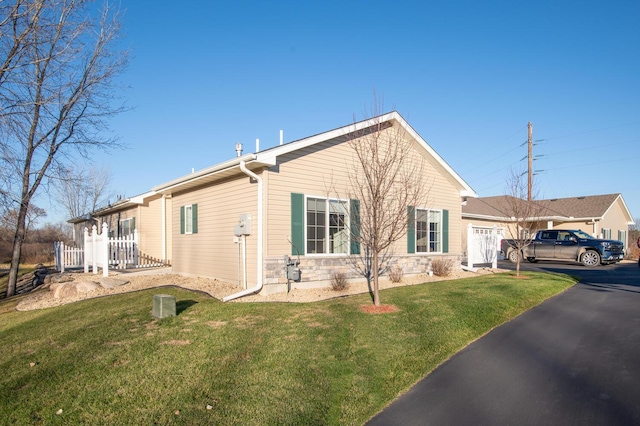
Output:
[561, 216, 603, 222]
[255, 118, 378, 164]
[257, 111, 478, 199]
[604, 194, 635, 225]
[152, 154, 268, 193]
[391, 112, 477, 198]
[128, 190, 157, 204]
[463, 213, 514, 221]
[463, 213, 569, 222]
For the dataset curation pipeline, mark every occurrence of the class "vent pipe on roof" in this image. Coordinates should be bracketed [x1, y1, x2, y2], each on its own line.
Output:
[256, 138, 259, 152]
[280, 130, 283, 145]
[235, 143, 243, 157]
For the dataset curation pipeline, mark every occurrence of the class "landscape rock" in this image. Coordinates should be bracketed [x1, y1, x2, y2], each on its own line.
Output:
[98, 277, 129, 289]
[51, 281, 101, 299]
[15, 266, 50, 294]
[44, 273, 75, 284]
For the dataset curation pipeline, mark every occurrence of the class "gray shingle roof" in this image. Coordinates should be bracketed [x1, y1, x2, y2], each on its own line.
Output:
[537, 194, 620, 219]
[463, 193, 623, 220]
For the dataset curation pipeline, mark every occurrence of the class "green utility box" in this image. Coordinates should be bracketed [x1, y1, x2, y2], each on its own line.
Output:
[153, 294, 176, 319]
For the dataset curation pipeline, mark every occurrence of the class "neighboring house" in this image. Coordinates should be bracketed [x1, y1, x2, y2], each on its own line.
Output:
[90, 191, 173, 265]
[151, 111, 476, 295]
[67, 214, 97, 248]
[461, 193, 634, 255]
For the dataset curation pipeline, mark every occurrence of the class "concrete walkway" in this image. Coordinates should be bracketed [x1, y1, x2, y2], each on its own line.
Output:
[367, 262, 640, 425]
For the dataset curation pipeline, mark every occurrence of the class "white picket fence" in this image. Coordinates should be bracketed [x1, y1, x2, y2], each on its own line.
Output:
[54, 223, 144, 277]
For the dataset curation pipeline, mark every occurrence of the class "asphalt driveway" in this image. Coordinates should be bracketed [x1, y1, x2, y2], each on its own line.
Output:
[367, 261, 640, 426]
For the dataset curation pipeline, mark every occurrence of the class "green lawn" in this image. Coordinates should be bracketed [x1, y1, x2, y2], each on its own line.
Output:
[0, 272, 576, 425]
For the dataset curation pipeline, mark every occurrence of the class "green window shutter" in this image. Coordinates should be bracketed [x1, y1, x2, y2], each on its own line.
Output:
[291, 193, 305, 255]
[131, 217, 136, 232]
[407, 206, 415, 254]
[442, 209, 449, 253]
[350, 199, 360, 255]
[180, 206, 185, 234]
[192, 204, 198, 234]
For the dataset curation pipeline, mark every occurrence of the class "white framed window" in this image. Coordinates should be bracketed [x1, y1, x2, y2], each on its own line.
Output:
[416, 208, 442, 253]
[602, 228, 611, 239]
[618, 230, 627, 247]
[180, 204, 198, 234]
[120, 218, 135, 237]
[306, 196, 349, 255]
[185, 205, 193, 234]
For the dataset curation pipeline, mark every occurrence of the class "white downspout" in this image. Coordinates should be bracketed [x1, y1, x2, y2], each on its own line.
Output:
[161, 195, 166, 263]
[223, 161, 263, 301]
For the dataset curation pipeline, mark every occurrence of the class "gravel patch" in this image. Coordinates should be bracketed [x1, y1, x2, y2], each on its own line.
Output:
[15, 267, 505, 311]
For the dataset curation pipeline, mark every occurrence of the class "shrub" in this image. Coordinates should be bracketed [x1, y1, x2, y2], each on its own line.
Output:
[389, 265, 404, 283]
[431, 258, 454, 277]
[330, 271, 348, 291]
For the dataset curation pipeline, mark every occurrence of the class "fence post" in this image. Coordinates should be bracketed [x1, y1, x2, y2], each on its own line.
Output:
[134, 229, 139, 267]
[84, 227, 90, 273]
[91, 225, 98, 274]
[60, 242, 65, 273]
[492, 225, 498, 269]
[102, 223, 109, 277]
[467, 223, 474, 268]
[54, 241, 60, 272]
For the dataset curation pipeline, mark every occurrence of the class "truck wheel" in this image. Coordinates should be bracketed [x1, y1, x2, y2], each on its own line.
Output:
[581, 251, 600, 267]
[508, 250, 521, 263]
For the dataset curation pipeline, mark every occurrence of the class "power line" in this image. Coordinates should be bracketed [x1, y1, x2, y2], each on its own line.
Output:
[459, 126, 527, 175]
[543, 121, 640, 141]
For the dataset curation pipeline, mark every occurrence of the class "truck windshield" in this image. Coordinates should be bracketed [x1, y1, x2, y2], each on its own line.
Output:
[572, 230, 593, 239]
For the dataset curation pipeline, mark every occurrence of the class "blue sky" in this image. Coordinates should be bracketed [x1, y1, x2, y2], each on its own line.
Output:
[42, 0, 640, 223]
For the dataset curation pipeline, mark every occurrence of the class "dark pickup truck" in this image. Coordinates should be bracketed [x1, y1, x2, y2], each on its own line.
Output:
[501, 229, 625, 267]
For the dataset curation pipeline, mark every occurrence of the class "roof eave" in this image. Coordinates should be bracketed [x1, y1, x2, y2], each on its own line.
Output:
[153, 154, 274, 194]
[257, 111, 477, 198]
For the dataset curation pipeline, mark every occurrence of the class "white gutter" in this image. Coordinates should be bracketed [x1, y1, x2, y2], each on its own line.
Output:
[223, 161, 263, 301]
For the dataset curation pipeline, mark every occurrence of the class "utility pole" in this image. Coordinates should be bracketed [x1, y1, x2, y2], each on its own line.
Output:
[527, 122, 533, 201]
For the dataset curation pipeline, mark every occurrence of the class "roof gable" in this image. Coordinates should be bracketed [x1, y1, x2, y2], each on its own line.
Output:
[463, 193, 634, 224]
[538, 194, 620, 218]
[257, 111, 476, 198]
[153, 111, 477, 198]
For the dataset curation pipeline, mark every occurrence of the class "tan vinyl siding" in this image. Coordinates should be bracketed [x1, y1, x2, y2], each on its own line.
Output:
[265, 125, 464, 257]
[97, 206, 137, 236]
[549, 199, 629, 243]
[172, 175, 258, 284]
[139, 194, 164, 262]
[164, 196, 173, 262]
[598, 198, 629, 242]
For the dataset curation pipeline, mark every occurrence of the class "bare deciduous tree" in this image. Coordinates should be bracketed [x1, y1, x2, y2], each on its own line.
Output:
[502, 168, 546, 276]
[346, 102, 427, 306]
[52, 165, 114, 220]
[0, 0, 128, 297]
[1, 205, 46, 233]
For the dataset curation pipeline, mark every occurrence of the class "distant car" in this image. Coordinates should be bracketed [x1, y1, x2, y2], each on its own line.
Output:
[500, 229, 625, 267]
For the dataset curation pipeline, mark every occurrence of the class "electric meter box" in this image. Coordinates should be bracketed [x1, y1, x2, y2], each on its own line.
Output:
[234, 214, 252, 236]
[287, 266, 300, 281]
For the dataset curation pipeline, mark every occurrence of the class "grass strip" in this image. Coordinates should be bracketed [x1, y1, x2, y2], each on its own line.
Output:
[0, 271, 575, 425]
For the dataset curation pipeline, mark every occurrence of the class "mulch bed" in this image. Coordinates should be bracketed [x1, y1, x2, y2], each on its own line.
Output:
[359, 304, 400, 314]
